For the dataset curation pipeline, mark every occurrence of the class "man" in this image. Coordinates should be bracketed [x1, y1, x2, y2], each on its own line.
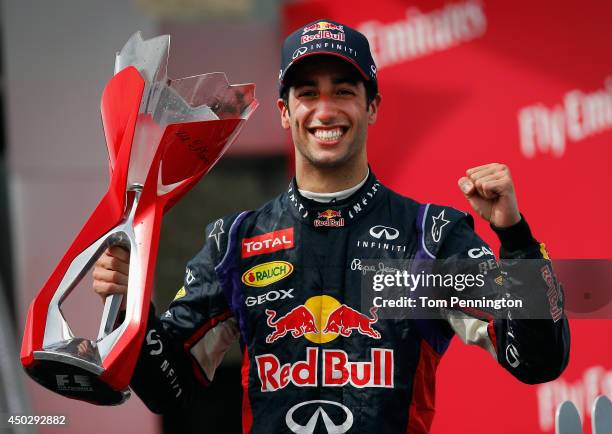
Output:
[93, 19, 569, 434]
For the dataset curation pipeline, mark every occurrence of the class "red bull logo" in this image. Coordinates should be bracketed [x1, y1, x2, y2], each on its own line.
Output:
[314, 209, 345, 228]
[264, 296, 380, 344]
[300, 30, 346, 44]
[318, 209, 342, 219]
[323, 305, 381, 339]
[255, 347, 394, 392]
[265, 306, 318, 343]
[302, 21, 344, 34]
[258, 296, 392, 392]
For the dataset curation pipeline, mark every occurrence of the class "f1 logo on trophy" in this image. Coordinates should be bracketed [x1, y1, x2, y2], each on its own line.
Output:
[20, 32, 258, 405]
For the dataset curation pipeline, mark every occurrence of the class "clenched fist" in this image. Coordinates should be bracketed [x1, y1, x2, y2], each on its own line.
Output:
[458, 163, 521, 228]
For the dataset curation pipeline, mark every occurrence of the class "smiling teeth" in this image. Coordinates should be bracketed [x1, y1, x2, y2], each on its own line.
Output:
[314, 128, 343, 141]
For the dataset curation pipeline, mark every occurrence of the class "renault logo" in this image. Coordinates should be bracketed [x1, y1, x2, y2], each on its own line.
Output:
[286, 400, 353, 434]
[369, 225, 399, 241]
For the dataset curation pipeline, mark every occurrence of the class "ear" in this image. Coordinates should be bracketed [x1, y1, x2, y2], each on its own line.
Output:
[367, 93, 382, 125]
[276, 98, 291, 130]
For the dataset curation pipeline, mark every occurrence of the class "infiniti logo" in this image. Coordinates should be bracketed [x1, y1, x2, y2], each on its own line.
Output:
[286, 400, 353, 434]
[292, 46, 308, 59]
[369, 225, 399, 241]
[506, 343, 521, 368]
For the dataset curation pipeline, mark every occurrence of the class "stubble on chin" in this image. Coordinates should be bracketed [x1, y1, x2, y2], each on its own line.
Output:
[307, 151, 353, 169]
[296, 139, 365, 170]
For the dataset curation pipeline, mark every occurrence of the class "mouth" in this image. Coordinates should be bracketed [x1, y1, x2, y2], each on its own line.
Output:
[308, 126, 348, 144]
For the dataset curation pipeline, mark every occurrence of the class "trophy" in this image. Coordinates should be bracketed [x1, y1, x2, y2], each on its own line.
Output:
[20, 32, 258, 405]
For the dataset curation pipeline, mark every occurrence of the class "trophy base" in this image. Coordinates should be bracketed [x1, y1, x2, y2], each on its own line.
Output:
[25, 343, 130, 405]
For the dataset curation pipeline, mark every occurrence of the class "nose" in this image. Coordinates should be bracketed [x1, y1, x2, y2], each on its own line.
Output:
[313, 95, 339, 124]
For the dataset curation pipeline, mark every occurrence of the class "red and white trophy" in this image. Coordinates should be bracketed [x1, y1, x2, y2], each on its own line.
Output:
[20, 32, 258, 405]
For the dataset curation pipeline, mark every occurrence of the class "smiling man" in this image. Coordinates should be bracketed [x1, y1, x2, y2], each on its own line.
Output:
[94, 19, 569, 434]
[279, 55, 377, 186]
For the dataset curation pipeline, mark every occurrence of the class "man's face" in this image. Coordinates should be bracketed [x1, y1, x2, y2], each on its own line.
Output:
[277, 56, 381, 169]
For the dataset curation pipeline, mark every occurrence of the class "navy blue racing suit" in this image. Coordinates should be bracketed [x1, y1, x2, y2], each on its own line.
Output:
[130, 172, 569, 434]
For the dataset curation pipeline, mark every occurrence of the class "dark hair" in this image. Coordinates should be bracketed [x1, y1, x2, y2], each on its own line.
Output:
[280, 81, 377, 113]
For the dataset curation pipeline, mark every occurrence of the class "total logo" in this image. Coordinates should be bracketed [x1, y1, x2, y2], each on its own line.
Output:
[241, 261, 294, 287]
[286, 400, 353, 434]
[314, 210, 345, 228]
[241, 228, 294, 258]
[264, 295, 380, 344]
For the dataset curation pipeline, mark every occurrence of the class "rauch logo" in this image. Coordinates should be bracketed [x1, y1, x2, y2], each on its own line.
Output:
[241, 261, 294, 287]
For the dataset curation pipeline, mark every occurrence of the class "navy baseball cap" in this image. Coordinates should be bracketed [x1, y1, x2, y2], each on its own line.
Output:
[279, 19, 378, 96]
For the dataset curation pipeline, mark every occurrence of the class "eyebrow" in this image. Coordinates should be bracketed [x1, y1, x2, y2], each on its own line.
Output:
[292, 76, 360, 88]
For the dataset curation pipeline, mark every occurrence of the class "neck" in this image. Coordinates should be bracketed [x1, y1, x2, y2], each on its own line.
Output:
[295, 157, 369, 193]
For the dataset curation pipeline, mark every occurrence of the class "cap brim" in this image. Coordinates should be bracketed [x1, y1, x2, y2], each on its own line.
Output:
[280, 51, 371, 87]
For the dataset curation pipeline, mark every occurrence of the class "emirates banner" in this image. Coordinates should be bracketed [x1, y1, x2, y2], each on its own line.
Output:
[283, 1, 612, 433]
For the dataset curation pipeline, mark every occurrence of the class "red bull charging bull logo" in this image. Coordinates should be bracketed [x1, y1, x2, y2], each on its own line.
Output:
[302, 21, 344, 34]
[323, 305, 381, 339]
[264, 295, 380, 344]
[265, 306, 318, 343]
[314, 209, 345, 228]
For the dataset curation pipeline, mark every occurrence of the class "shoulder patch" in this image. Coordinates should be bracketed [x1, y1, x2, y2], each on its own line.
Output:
[200, 212, 248, 266]
[207, 219, 225, 251]
[417, 204, 471, 258]
[431, 209, 451, 243]
[214, 210, 254, 272]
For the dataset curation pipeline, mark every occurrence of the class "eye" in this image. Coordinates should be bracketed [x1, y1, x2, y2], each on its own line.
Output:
[297, 89, 317, 98]
[337, 88, 356, 96]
